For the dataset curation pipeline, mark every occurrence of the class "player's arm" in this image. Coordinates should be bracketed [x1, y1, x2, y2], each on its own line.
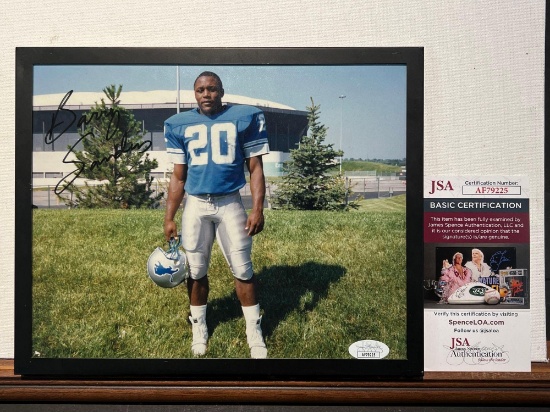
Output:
[245, 156, 266, 237]
[164, 163, 187, 240]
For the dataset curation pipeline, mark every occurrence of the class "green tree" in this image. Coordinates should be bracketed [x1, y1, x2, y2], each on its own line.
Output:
[272, 98, 355, 211]
[62, 85, 162, 208]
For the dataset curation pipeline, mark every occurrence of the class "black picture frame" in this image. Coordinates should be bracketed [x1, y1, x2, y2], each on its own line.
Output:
[15, 47, 424, 379]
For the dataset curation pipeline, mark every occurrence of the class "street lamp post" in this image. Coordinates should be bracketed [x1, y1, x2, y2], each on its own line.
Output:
[176, 66, 180, 114]
[339, 95, 346, 174]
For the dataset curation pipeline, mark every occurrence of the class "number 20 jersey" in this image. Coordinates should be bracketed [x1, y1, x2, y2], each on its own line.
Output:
[164, 105, 269, 196]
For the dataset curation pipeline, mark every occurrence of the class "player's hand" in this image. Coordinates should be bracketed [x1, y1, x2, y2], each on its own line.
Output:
[245, 209, 264, 236]
[442, 259, 451, 269]
[164, 220, 178, 241]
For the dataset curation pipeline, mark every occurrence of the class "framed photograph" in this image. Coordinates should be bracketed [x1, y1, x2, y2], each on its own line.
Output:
[15, 47, 424, 379]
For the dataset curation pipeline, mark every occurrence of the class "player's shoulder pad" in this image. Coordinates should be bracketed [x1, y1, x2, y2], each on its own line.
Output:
[226, 104, 264, 117]
[164, 109, 200, 126]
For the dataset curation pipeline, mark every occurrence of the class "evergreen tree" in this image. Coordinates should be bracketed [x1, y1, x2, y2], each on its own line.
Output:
[62, 85, 163, 208]
[272, 98, 356, 211]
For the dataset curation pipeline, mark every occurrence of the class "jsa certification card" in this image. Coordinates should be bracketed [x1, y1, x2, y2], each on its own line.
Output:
[423, 176, 531, 372]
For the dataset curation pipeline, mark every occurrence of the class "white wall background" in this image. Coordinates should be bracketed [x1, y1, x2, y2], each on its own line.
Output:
[0, 0, 546, 361]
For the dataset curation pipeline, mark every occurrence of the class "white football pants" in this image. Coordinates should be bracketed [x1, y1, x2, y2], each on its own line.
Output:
[181, 191, 253, 281]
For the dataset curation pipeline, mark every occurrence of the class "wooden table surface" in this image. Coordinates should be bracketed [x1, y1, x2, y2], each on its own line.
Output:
[1, 349, 550, 405]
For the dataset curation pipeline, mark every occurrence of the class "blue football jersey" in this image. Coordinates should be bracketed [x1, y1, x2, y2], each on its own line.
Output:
[164, 105, 269, 196]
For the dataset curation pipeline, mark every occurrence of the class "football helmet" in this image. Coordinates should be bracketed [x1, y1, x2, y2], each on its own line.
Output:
[147, 236, 188, 288]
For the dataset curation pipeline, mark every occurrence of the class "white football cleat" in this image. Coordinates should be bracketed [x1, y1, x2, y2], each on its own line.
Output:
[246, 316, 267, 359]
[189, 316, 208, 356]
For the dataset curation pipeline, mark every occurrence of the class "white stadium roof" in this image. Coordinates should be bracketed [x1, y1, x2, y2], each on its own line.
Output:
[33, 90, 295, 111]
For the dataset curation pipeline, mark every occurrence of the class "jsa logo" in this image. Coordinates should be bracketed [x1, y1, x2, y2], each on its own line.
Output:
[429, 180, 454, 195]
[450, 337, 470, 349]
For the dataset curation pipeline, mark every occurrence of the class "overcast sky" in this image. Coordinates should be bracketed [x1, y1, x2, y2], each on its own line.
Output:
[34, 64, 407, 160]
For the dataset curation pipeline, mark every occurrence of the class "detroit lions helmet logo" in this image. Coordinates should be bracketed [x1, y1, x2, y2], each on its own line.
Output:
[147, 238, 188, 288]
[154, 262, 180, 283]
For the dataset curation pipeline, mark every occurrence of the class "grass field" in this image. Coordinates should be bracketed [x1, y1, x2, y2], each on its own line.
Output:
[32, 196, 407, 360]
[340, 160, 402, 174]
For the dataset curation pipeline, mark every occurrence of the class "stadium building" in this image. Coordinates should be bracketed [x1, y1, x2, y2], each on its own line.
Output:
[32, 90, 309, 186]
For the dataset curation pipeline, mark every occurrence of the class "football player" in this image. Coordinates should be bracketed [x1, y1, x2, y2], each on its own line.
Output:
[163, 71, 268, 359]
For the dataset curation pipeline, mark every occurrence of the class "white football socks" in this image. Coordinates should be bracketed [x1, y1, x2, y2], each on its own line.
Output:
[241, 303, 261, 320]
[242, 304, 267, 359]
[188, 304, 267, 358]
[189, 304, 208, 356]
[190, 304, 207, 321]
